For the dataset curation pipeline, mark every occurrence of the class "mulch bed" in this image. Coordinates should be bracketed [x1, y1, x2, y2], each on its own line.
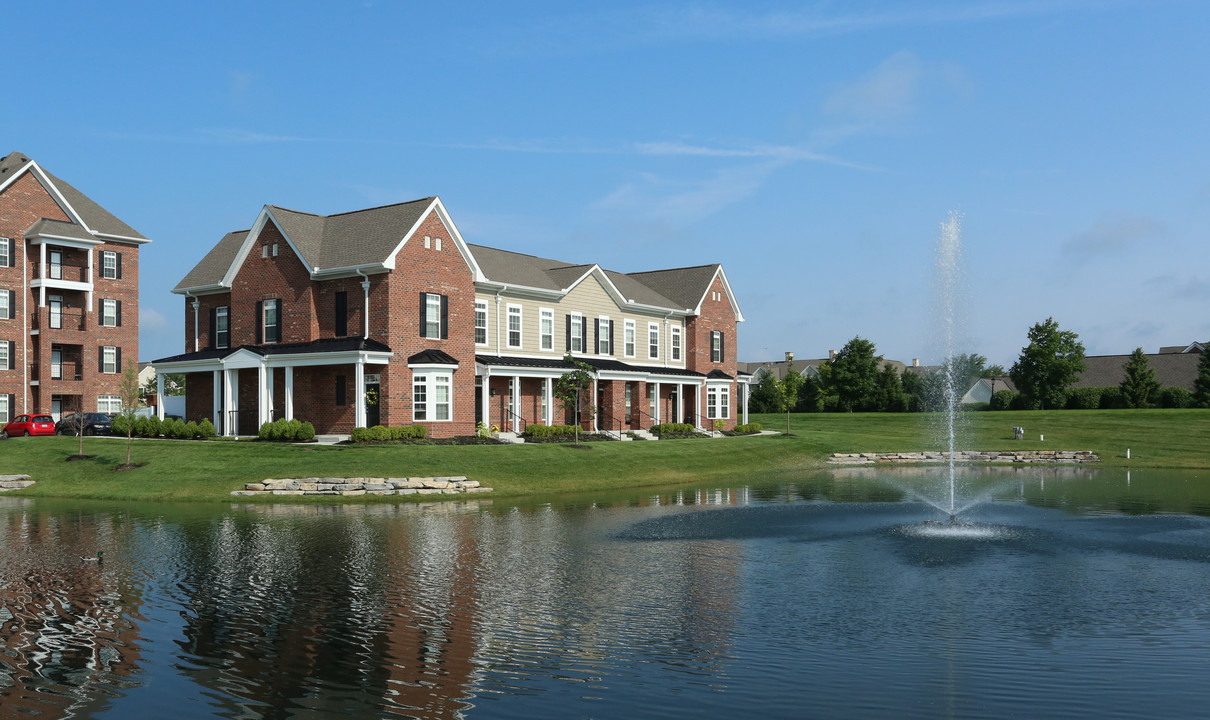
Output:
[112, 463, 148, 472]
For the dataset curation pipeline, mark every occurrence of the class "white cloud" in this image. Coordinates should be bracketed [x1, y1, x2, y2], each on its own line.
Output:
[1063, 213, 1167, 255]
[592, 161, 783, 227]
[823, 51, 925, 127]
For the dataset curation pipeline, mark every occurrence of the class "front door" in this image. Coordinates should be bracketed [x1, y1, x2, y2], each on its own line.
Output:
[365, 374, 380, 428]
[49, 295, 63, 329]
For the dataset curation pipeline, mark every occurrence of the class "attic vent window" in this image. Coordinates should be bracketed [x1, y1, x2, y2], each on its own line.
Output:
[424, 236, 431, 249]
[435, 237, 442, 251]
[272, 243, 278, 257]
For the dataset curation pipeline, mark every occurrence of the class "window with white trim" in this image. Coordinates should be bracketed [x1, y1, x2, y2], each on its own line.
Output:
[598, 317, 611, 355]
[624, 320, 636, 358]
[711, 330, 723, 363]
[101, 299, 118, 327]
[648, 322, 660, 360]
[215, 306, 229, 349]
[707, 386, 730, 420]
[98, 395, 122, 414]
[671, 326, 682, 362]
[425, 293, 442, 339]
[570, 313, 584, 353]
[263, 299, 279, 343]
[540, 308, 554, 351]
[0, 340, 8, 371]
[0, 237, 10, 268]
[413, 373, 452, 421]
[0, 393, 8, 423]
[475, 300, 488, 345]
[507, 304, 522, 348]
[101, 346, 117, 374]
[0, 289, 8, 320]
[101, 250, 118, 279]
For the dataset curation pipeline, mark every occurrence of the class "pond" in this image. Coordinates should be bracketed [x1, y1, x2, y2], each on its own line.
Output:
[2, 466, 1210, 719]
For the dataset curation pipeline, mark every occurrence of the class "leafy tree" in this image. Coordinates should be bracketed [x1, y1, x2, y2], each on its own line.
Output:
[553, 354, 595, 445]
[797, 373, 824, 413]
[118, 360, 144, 467]
[141, 372, 185, 398]
[749, 372, 784, 413]
[942, 353, 987, 401]
[822, 336, 882, 412]
[980, 364, 1007, 378]
[1193, 350, 1210, 408]
[874, 363, 905, 412]
[779, 369, 806, 433]
[1119, 347, 1161, 408]
[1009, 318, 1086, 410]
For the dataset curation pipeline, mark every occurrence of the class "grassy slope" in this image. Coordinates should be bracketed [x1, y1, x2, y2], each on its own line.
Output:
[2, 409, 1207, 503]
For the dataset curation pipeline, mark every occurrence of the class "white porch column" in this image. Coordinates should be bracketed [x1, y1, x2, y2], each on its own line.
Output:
[480, 373, 491, 428]
[742, 383, 749, 425]
[694, 384, 702, 429]
[653, 381, 661, 424]
[284, 366, 295, 421]
[676, 383, 684, 425]
[354, 359, 366, 428]
[156, 373, 165, 421]
[263, 366, 274, 424]
[39, 243, 47, 307]
[543, 377, 553, 426]
[212, 370, 222, 430]
[591, 378, 598, 432]
[223, 368, 238, 437]
[510, 376, 520, 433]
[191, 300, 200, 352]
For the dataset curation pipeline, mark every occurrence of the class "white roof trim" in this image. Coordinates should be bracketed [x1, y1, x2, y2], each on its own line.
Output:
[690, 266, 745, 322]
[384, 197, 485, 282]
[0, 160, 96, 236]
[219, 209, 273, 288]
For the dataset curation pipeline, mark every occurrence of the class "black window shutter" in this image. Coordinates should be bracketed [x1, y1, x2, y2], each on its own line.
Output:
[720, 332, 725, 363]
[116, 346, 122, 371]
[116, 300, 122, 327]
[440, 294, 448, 340]
[116, 253, 123, 279]
[5, 290, 12, 319]
[7, 341, 13, 370]
[273, 298, 283, 342]
[335, 292, 348, 337]
[594, 321, 600, 355]
[255, 301, 263, 344]
[565, 315, 572, 352]
[609, 320, 615, 355]
[98, 346, 103, 372]
[419, 292, 427, 338]
[209, 307, 217, 349]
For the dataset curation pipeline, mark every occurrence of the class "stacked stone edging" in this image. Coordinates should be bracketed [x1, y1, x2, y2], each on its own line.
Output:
[232, 476, 491, 497]
[0, 475, 34, 492]
[828, 450, 1099, 465]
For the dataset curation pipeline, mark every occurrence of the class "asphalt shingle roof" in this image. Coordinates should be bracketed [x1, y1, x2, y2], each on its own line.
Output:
[1074, 353, 1201, 390]
[2, 152, 148, 242]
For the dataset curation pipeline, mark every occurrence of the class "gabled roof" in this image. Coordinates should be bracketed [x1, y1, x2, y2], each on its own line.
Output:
[1158, 342, 1206, 354]
[0, 152, 148, 243]
[1074, 352, 1201, 390]
[174, 230, 249, 293]
[153, 336, 391, 365]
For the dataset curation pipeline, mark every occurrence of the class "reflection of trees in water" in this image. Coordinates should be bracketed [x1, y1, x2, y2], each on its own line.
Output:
[0, 505, 143, 718]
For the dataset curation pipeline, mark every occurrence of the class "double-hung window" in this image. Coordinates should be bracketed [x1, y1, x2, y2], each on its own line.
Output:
[413, 374, 452, 421]
[101, 345, 118, 374]
[0, 289, 9, 320]
[413, 375, 428, 420]
[262, 299, 279, 343]
[624, 320, 636, 358]
[420, 292, 447, 339]
[671, 326, 682, 362]
[598, 317, 611, 355]
[475, 300, 488, 345]
[648, 322, 660, 360]
[215, 306, 229, 349]
[569, 313, 584, 353]
[0, 393, 8, 423]
[540, 308, 554, 351]
[0, 341, 8, 371]
[507, 304, 522, 348]
[101, 250, 119, 279]
[0, 237, 10, 268]
[711, 330, 723, 363]
[101, 299, 119, 327]
[707, 386, 730, 420]
[98, 395, 122, 414]
[49, 250, 63, 280]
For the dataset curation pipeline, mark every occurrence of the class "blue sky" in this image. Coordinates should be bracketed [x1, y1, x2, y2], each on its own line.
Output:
[9, 0, 1209, 368]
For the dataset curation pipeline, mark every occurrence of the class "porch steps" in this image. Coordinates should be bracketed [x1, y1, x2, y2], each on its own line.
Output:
[495, 431, 526, 444]
[629, 429, 658, 441]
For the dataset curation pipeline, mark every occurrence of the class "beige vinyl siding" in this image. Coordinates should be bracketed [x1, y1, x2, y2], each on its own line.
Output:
[475, 275, 685, 366]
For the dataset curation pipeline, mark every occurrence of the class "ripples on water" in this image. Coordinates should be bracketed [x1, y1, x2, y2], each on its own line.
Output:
[2, 470, 1210, 719]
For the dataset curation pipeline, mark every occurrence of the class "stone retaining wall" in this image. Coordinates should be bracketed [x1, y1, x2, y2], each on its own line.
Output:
[828, 450, 1099, 465]
[232, 476, 491, 497]
[0, 475, 34, 492]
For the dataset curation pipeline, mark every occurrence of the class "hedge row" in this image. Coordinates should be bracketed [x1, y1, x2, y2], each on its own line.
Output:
[732, 422, 762, 434]
[524, 424, 580, 439]
[989, 386, 1195, 411]
[112, 415, 217, 439]
[650, 423, 696, 436]
[350, 424, 428, 443]
[258, 418, 317, 442]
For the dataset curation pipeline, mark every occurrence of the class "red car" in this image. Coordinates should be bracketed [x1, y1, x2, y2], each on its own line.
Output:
[2, 414, 57, 437]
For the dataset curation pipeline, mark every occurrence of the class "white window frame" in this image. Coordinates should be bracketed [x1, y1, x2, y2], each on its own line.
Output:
[707, 385, 731, 420]
[540, 308, 554, 351]
[671, 325, 682, 362]
[101, 250, 117, 279]
[101, 299, 118, 327]
[51, 347, 62, 380]
[598, 316, 611, 355]
[0, 393, 8, 423]
[648, 322, 660, 360]
[624, 320, 636, 358]
[98, 395, 122, 414]
[216, 306, 230, 349]
[0, 237, 10, 268]
[475, 300, 488, 346]
[49, 250, 63, 280]
[570, 313, 584, 354]
[0, 341, 7, 371]
[0, 289, 8, 320]
[102, 346, 117, 374]
[413, 374, 428, 421]
[413, 373, 452, 422]
[507, 304, 523, 349]
[263, 299, 279, 344]
[711, 330, 722, 363]
[424, 293, 442, 339]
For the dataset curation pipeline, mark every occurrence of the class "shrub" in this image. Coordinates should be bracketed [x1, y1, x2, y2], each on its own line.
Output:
[651, 423, 695, 436]
[148, 415, 164, 438]
[990, 390, 1016, 411]
[732, 422, 762, 434]
[297, 421, 316, 442]
[133, 416, 150, 438]
[525, 424, 579, 439]
[1098, 387, 1127, 410]
[184, 420, 199, 439]
[286, 419, 302, 441]
[198, 417, 217, 439]
[389, 424, 426, 440]
[965, 402, 991, 412]
[1158, 386, 1193, 409]
[1066, 387, 1103, 410]
[1009, 393, 1039, 411]
[112, 414, 132, 436]
[258, 422, 274, 441]
[350, 427, 372, 443]
[172, 418, 189, 439]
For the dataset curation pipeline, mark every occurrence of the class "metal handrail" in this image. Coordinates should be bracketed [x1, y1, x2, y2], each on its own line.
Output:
[503, 405, 527, 434]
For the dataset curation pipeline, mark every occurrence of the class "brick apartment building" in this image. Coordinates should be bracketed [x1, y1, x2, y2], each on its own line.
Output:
[0, 152, 147, 425]
[154, 197, 747, 437]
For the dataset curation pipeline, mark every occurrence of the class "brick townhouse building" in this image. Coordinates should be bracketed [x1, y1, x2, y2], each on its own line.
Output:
[0, 152, 147, 426]
[153, 196, 747, 437]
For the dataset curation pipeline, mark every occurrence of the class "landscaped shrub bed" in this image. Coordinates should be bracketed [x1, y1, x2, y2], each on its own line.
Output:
[349, 424, 433, 444]
[112, 415, 218, 439]
[650, 423, 702, 439]
[258, 418, 318, 442]
[728, 422, 763, 435]
[524, 424, 579, 439]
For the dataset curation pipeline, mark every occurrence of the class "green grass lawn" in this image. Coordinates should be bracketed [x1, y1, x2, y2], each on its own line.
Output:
[2, 408, 1207, 503]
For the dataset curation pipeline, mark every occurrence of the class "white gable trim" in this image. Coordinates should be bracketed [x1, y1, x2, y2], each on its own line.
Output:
[220, 208, 273, 289]
[690, 266, 745, 322]
[384, 197, 485, 282]
[0, 160, 95, 236]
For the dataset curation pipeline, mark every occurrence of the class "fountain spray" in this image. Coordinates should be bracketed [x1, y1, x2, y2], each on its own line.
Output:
[935, 212, 963, 516]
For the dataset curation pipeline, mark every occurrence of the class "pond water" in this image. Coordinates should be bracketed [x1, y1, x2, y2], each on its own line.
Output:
[2, 466, 1210, 719]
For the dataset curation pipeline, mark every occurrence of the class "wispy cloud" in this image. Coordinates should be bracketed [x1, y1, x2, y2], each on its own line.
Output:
[95, 128, 318, 144]
[1063, 213, 1167, 256]
[593, 161, 783, 226]
[823, 51, 925, 127]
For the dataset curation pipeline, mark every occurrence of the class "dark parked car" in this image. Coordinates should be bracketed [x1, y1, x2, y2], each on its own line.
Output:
[2, 414, 57, 437]
[55, 413, 115, 436]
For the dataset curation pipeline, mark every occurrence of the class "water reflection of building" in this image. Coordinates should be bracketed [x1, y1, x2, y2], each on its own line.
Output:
[0, 504, 144, 717]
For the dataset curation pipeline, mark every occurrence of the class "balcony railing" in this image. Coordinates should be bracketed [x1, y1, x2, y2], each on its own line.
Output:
[33, 262, 90, 283]
[31, 308, 88, 332]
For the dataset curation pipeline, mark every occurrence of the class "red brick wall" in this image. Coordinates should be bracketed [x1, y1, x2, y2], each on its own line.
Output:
[686, 273, 738, 429]
[230, 222, 316, 346]
[0, 169, 140, 415]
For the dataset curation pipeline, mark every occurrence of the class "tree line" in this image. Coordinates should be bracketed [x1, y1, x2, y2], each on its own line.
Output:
[751, 318, 1210, 413]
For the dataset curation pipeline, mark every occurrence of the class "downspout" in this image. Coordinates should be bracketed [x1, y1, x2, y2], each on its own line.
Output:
[494, 287, 507, 355]
[186, 291, 199, 352]
[22, 236, 29, 413]
[355, 269, 371, 339]
[663, 311, 675, 368]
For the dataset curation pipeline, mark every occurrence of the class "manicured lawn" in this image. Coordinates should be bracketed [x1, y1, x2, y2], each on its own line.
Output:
[3, 408, 1207, 503]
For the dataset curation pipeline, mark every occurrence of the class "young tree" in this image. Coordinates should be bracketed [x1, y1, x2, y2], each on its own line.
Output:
[823, 337, 882, 412]
[1009, 318, 1086, 410]
[874, 363, 905, 412]
[1193, 349, 1210, 408]
[553, 354, 595, 445]
[780, 368, 806, 433]
[58, 395, 87, 458]
[1119, 347, 1161, 408]
[798, 373, 824, 413]
[119, 359, 144, 467]
[749, 372, 784, 413]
